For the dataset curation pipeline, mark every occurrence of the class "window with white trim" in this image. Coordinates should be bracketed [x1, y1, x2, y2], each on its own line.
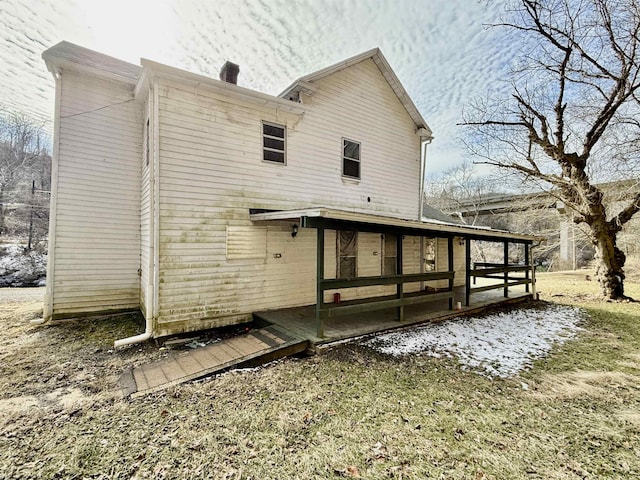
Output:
[262, 122, 286, 164]
[342, 139, 360, 179]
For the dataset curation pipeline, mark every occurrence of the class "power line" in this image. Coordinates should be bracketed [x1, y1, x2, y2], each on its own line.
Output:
[60, 99, 136, 119]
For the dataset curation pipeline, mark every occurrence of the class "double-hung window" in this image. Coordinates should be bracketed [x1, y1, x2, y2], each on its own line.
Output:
[263, 122, 286, 164]
[342, 139, 360, 179]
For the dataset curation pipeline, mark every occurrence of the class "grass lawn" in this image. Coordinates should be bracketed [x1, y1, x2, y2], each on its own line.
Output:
[1, 272, 639, 479]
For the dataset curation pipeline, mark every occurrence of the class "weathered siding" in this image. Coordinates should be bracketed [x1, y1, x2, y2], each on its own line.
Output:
[51, 70, 142, 316]
[155, 58, 424, 334]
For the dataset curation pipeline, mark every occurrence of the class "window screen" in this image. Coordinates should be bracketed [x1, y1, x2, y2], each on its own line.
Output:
[382, 234, 397, 275]
[263, 122, 286, 164]
[337, 230, 357, 278]
[424, 237, 436, 271]
[342, 139, 360, 179]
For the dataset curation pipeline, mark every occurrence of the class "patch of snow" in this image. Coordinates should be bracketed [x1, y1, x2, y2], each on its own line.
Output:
[364, 304, 585, 378]
[0, 243, 47, 287]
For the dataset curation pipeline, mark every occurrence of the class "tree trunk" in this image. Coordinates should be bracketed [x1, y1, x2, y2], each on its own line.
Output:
[592, 224, 626, 299]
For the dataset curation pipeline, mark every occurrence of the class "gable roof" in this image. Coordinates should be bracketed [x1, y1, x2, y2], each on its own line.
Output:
[279, 48, 433, 138]
[42, 41, 141, 84]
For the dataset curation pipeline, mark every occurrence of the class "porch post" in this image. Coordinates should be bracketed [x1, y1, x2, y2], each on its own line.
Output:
[503, 241, 509, 298]
[465, 237, 471, 306]
[396, 234, 404, 321]
[316, 226, 325, 338]
[447, 236, 454, 310]
[524, 242, 530, 293]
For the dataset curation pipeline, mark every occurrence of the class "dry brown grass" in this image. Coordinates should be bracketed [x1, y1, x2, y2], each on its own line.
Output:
[1, 279, 640, 479]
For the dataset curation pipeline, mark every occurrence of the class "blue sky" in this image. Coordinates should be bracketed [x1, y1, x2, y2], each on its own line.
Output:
[0, 0, 516, 174]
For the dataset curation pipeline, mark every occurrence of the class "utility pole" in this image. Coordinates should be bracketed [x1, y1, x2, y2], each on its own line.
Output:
[27, 179, 35, 251]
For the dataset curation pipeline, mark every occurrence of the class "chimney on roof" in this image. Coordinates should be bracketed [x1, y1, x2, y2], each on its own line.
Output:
[219, 61, 239, 84]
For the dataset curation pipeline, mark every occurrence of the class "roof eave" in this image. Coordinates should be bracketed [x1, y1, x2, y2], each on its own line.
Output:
[41, 53, 139, 85]
[249, 207, 542, 242]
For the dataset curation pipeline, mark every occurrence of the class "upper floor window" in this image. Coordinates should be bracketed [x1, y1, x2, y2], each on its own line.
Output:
[263, 122, 286, 164]
[342, 139, 360, 179]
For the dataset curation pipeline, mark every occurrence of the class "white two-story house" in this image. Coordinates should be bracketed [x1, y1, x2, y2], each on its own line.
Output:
[42, 42, 537, 346]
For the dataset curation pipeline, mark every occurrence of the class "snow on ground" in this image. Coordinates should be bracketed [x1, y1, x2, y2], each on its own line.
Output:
[364, 304, 586, 378]
[0, 244, 46, 287]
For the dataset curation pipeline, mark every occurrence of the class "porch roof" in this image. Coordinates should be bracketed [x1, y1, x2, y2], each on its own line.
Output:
[249, 207, 542, 243]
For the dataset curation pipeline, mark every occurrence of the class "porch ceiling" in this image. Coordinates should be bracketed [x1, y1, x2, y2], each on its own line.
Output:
[249, 207, 542, 243]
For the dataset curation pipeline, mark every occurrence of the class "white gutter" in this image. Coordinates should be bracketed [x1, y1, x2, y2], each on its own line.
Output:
[418, 134, 432, 291]
[418, 135, 432, 222]
[114, 82, 159, 348]
[36, 68, 63, 325]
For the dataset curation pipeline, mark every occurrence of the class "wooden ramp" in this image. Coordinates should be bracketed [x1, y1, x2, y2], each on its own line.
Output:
[119, 325, 308, 398]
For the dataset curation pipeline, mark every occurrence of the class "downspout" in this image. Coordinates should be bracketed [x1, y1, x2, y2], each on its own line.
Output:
[418, 135, 432, 290]
[114, 79, 159, 347]
[418, 136, 432, 222]
[33, 69, 62, 326]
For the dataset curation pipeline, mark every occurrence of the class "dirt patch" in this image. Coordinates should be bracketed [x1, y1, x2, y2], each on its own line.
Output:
[616, 410, 640, 429]
[0, 387, 93, 416]
[532, 370, 636, 399]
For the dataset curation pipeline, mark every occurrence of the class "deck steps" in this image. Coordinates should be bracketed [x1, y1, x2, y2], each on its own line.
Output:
[119, 325, 308, 398]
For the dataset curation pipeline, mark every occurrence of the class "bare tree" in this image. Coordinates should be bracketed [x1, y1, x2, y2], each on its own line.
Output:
[0, 109, 49, 241]
[425, 160, 508, 262]
[462, 0, 640, 299]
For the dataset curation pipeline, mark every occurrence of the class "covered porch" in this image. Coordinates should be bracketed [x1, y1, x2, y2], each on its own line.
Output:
[254, 282, 532, 344]
[250, 208, 540, 344]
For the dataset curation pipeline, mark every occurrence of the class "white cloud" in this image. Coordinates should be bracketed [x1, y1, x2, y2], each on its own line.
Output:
[1, 0, 517, 173]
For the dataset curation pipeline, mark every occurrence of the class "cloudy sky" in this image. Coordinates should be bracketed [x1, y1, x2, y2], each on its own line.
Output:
[0, 0, 517, 174]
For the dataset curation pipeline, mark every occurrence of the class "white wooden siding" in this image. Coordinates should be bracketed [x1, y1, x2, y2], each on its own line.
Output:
[155, 59, 424, 334]
[51, 69, 142, 316]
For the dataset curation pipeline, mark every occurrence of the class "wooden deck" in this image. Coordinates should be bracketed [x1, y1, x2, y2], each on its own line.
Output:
[254, 284, 532, 345]
[119, 324, 308, 398]
[120, 281, 531, 398]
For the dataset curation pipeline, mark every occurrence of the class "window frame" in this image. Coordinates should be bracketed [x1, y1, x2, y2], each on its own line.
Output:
[341, 138, 361, 180]
[262, 121, 287, 165]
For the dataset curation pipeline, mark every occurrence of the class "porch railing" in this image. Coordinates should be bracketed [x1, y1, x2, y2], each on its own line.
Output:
[317, 271, 455, 320]
[467, 262, 532, 303]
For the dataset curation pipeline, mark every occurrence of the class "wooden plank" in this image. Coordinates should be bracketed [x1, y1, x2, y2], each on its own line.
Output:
[187, 346, 219, 366]
[251, 329, 280, 348]
[207, 342, 238, 364]
[125, 327, 308, 397]
[141, 365, 169, 387]
[319, 271, 454, 289]
[226, 335, 269, 356]
[175, 355, 206, 376]
[320, 290, 454, 319]
[132, 369, 149, 392]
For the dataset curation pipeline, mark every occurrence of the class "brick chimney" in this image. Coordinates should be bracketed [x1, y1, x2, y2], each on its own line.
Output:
[219, 61, 239, 84]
